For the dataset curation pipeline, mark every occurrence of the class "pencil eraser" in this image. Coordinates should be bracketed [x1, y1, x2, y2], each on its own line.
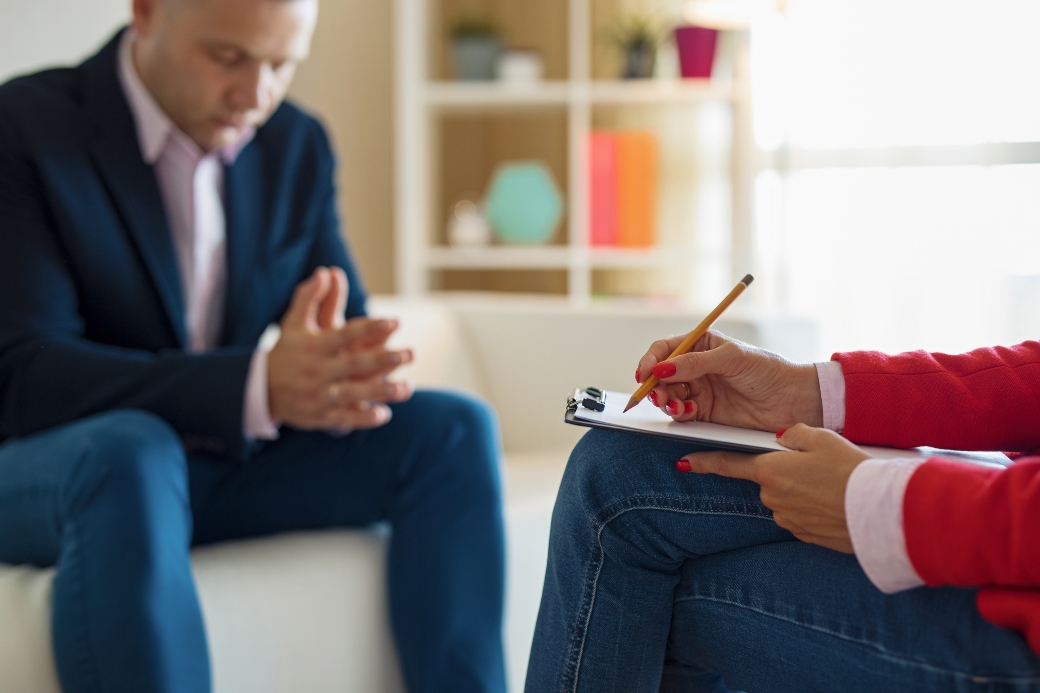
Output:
[741, 274, 754, 286]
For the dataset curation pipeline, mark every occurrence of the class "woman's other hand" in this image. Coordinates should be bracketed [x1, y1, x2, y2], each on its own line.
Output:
[635, 330, 824, 432]
[678, 425, 870, 553]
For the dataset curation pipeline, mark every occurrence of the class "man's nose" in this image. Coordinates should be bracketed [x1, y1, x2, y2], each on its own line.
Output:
[232, 62, 274, 113]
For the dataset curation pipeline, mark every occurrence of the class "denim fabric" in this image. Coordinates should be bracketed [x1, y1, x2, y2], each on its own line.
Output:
[526, 429, 1040, 693]
[0, 390, 506, 693]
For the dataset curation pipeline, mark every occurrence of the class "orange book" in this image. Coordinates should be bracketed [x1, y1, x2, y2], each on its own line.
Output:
[615, 131, 658, 248]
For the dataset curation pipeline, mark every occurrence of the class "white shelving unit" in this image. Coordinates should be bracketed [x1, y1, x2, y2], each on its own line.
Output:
[394, 0, 755, 303]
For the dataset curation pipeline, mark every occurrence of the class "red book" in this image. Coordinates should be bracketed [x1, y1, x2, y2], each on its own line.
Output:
[589, 132, 618, 246]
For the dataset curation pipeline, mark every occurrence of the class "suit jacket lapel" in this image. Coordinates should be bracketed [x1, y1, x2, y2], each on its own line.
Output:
[81, 31, 187, 348]
[221, 143, 263, 346]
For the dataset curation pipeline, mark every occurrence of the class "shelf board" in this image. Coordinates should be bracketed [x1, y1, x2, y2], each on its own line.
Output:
[425, 81, 571, 111]
[588, 79, 734, 105]
[425, 246, 695, 270]
[589, 247, 694, 268]
[424, 79, 736, 112]
[427, 246, 571, 269]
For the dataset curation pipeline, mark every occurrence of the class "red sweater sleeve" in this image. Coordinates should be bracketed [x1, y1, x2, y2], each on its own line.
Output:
[834, 341, 1040, 451]
[905, 458, 1040, 587]
[904, 457, 1040, 653]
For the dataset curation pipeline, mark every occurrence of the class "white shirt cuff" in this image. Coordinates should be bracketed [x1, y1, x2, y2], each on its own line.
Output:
[243, 348, 280, 441]
[815, 360, 846, 433]
[845, 457, 926, 593]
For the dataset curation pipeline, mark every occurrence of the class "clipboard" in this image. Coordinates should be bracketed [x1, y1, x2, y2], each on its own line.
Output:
[566, 388, 1012, 466]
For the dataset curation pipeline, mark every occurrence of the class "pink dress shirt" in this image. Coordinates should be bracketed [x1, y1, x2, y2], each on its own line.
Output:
[815, 361, 925, 593]
[117, 31, 279, 440]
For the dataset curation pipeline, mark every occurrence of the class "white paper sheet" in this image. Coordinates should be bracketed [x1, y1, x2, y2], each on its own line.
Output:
[570, 390, 1010, 466]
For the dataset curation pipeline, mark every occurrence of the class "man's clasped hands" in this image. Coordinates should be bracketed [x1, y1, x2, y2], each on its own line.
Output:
[267, 267, 414, 433]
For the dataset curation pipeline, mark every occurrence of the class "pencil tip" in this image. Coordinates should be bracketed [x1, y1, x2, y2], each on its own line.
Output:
[741, 274, 754, 286]
[623, 400, 635, 413]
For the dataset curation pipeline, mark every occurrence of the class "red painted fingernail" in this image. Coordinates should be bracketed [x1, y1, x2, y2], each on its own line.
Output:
[652, 361, 677, 379]
[776, 428, 788, 438]
[635, 368, 641, 383]
[676, 459, 692, 472]
[649, 390, 658, 406]
[666, 401, 680, 415]
[684, 400, 694, 414]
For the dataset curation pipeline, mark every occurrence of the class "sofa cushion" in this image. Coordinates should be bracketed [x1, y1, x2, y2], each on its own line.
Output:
[0, 530, 405, 693]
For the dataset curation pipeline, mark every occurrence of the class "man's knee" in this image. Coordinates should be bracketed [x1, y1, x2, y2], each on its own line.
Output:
[70, 410, 188, 516]
[412, 390, 499, 448]
[407, 390, 502, 492]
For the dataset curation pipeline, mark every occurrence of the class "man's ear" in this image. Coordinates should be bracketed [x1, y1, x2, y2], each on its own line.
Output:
[131, 0, 160, 37]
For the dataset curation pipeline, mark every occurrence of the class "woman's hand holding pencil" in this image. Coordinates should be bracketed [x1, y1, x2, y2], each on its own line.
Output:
[631, 274, 825, 432]
[635, 330, 826, 432]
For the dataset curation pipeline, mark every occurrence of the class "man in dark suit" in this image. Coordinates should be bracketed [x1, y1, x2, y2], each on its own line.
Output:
[0, 0, 506, 691]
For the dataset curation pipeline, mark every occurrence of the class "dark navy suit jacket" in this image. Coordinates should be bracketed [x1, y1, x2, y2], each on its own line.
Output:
[0, 31, 367, 459]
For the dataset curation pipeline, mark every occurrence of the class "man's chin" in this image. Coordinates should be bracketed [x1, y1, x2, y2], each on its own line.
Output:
[193, 126, 248, 152]
[216, 127, 245, 145]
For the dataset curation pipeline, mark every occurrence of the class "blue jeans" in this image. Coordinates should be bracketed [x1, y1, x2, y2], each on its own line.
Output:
[526, 429, 1040, 693]
[0, 390, 506, 693]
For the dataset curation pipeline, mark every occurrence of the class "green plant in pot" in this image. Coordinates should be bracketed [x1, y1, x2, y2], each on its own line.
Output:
[603, 11, 668, 79]
[449, 14, 501, 81]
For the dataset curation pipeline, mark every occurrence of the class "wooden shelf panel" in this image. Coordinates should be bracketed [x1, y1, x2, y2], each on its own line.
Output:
[425, 82, 571, 111]
[427, 246, 571, 269]
[426, 246, 694, 269]
[589, 248, 693, 268]
[588, 79, 734, 105]
[425, 79, 736, 112]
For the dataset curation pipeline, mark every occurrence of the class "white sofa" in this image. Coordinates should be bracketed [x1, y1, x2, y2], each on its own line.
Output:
[0, 294, 815, 693]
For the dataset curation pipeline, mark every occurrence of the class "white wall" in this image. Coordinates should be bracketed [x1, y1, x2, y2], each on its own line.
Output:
[287, 0, 395, 294]
[0, 0, 129, 82]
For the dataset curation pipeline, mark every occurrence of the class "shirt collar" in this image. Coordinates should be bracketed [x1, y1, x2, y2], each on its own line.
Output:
[117, 29, 254, 166]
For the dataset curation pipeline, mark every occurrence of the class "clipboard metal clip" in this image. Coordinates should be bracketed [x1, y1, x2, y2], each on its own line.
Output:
[569, 387, 606, 413]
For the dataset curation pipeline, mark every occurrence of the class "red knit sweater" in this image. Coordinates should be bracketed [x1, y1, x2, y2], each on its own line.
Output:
[835, 341, 1040, 654]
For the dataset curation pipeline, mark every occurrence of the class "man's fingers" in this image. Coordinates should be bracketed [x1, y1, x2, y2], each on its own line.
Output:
[283, 267, 331, 330]
[652, 341, 741, 384]
[324, 402, 393, 430]
[326, 348, 413, 381]
[320, 317, 400, 354]
[317, 266, 349, 331]
[680, 450, 760, 482]
[330, 378, 413, 405]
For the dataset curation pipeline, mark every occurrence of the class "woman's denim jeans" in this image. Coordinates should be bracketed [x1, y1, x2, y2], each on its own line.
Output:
[525, 429, 1040, 693]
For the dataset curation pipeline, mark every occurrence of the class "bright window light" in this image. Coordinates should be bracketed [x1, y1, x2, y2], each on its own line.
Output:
[758, 165, 1040, 358]
[750, 0, 1040, 359]
[753, 0, 1040, 149]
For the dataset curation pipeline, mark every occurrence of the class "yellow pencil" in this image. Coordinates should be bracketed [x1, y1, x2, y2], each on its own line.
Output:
[624, 274, 754, 413]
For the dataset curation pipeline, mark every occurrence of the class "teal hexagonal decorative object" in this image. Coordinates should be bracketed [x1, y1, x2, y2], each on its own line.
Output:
[484, 161, 563, 244]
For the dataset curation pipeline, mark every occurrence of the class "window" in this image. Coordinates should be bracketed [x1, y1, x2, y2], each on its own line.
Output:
[750, 0, 1040, 358]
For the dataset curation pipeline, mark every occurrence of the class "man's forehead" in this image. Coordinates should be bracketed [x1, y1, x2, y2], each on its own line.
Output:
[166, 0, 312, 9]
[169, 0, 318, 59]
